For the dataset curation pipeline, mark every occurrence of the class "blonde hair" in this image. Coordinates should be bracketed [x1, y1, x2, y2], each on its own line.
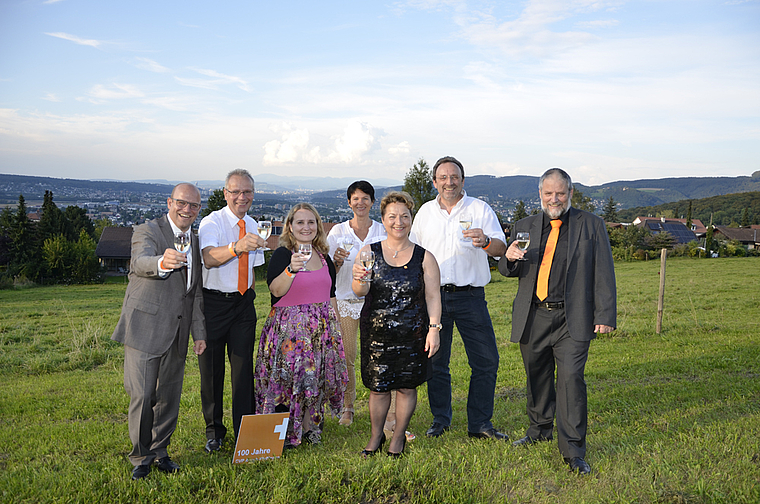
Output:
[380, 191, 415, 217]
[279, 203, 329, 254]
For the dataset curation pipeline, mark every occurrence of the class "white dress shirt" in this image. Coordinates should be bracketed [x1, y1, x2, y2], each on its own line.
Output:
[410, 191, 505, 288]
[198, 206, 265, 292]
[327, 219, 386, 302]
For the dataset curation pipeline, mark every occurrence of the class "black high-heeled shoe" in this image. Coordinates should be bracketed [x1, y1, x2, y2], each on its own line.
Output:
[387, 436, 406, 458]
[360, 432, 386, 458]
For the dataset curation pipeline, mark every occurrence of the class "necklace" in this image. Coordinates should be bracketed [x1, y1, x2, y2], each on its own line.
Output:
[386, 242, 413, 258]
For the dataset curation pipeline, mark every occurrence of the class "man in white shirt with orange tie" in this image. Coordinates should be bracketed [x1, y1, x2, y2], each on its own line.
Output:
[198, 169, 267, 453]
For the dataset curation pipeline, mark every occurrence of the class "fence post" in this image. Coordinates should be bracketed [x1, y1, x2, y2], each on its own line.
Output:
[656, 248, 667, 334]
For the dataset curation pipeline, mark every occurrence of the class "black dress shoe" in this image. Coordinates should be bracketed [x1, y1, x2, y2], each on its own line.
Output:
[468, 428, 508, 441]
[387, 436, 406, 459]
[155, 456, 180, 473]
[512, 435, 551, 447]
[205, 438, 223, 453]
[131, 464, 151, 480]
[566, 457, 591, 475]
[360, 433, 386, 458]
[425, 422, 450, 438]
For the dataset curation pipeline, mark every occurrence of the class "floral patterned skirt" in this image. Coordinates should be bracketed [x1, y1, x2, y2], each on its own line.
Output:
[254, 301, 347, 446]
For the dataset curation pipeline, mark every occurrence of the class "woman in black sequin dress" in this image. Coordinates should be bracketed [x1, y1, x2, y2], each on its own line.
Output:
[352, 191, 441, 457]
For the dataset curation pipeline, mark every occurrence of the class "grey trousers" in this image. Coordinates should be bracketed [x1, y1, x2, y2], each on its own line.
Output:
[123, 330, 187, 467]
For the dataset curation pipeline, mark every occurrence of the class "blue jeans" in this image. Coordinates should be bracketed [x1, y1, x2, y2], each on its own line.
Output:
[427, 287, 500, 432]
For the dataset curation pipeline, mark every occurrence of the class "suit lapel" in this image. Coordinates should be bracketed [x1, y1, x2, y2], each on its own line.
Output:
[565, 207, 582, 267]
[528, 214, 544, 285]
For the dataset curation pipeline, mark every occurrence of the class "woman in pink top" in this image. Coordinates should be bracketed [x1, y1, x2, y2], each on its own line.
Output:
[254, 203, 348, 447]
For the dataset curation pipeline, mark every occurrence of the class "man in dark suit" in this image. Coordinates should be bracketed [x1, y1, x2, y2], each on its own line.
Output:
[112, 183, 207, 480]
[498, 168, 616, 475]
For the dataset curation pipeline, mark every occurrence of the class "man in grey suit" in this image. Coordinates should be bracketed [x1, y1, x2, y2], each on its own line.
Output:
[112, 183, 208, 480]
[498, 168, 616, 475]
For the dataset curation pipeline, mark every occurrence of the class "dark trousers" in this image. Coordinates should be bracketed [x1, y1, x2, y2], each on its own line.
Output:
[124, 329, 186, 467]
[521, 306, 589, 459]
[427, 287, 500, 432]
[199, 288, 257, 441]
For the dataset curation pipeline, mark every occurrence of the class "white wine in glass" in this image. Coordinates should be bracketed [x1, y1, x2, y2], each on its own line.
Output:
[258, 221, 272, 251]
[174, 233, 189, 266]
[515, 232, 530, 261]
[359, 250, 375, 283]
[459, 214, 472, 241]
[342, 240, 354, 261]
[298, 243, 312, 271]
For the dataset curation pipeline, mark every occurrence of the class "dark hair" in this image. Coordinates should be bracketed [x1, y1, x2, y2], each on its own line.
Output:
[539, 168, 573, 192]
[432, 156, 465, 180]
[380, 191, 415, 217]
[347, 180, 375, 202]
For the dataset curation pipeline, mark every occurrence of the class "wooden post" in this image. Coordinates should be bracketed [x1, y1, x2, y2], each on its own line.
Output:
[656, 248, 667, 334]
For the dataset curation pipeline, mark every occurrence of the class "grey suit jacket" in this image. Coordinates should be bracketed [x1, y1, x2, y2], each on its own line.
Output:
[112, 215, 207, 355]
[498, 207, 616, 343]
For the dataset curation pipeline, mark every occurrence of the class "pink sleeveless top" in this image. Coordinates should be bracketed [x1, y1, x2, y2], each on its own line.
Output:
[274, 253, 332, 307]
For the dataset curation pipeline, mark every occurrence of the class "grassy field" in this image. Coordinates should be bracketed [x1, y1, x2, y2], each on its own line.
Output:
[0, 257, 758, 503]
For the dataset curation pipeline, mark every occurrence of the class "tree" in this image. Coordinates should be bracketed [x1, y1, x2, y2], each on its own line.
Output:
[513, 200, 528, 222]
[402, 158, 436, 215]
[10, 194, 37, 279]
[94, 217, 116, 242]
[38, 190, 70, 240]
[741, 208, 750, 227]
[200, 189, 227, 218]
[686, 201, 693, 229]
[64, 205, 95, 240]
[602, 196, 619, 223]
[571, 189, 594, 213]
[645, 231, 676, 251]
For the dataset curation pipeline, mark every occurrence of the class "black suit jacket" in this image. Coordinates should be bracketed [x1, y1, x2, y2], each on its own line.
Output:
[111, 215, 206, 354]
[498, 207, 616, 343]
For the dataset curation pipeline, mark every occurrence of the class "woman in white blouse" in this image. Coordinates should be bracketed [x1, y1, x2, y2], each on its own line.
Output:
[327, 181, 385, 427]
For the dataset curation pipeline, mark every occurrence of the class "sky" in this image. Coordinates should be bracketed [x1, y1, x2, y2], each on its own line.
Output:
[1, 0, 759, 188]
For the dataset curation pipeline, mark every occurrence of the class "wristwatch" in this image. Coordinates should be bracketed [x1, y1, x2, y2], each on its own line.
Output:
[429, 323, 443, 330]
[286, 265, 296, 276]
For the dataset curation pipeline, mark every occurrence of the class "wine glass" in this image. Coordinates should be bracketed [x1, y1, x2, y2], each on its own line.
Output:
[174, 233, 189, 265]
[515, 232, 530, 261]
[298, 243, 312, 271]
[359, 250, 375, 283]
[258, 220, 272, 251]
[459, 213, 472, 242]
[341, 239, 355, 261]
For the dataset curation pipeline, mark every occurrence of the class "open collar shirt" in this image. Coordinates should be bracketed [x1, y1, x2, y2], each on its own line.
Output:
[198, 206, 265, 293]
[410, 191, 505, 288]
[327, 219, 386, 301]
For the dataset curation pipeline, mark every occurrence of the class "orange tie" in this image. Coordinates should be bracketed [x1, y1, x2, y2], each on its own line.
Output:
[536, 219, 562, 301]
[237, 220, 248, 295]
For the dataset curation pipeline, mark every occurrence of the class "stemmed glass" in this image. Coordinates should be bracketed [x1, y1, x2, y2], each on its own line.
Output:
[359, 250, 375, 283]
[174, 233, 189, 265]
[515, 232, 530, 261]
[341, 239, 355, 261]
[298, 243, 312, 271]
[459, 213, 472, 242]
[258, 220, 272, 251]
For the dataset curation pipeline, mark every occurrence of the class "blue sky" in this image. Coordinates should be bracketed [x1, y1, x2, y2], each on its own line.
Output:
[1, 0, 758, 187]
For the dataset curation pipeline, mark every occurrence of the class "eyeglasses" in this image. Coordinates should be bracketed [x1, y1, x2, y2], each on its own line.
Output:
[436, 175, 461, 182]
[225, 189, 254, 197]
[171, 199, 201, 210]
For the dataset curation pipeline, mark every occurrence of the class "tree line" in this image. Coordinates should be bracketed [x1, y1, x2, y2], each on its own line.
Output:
[0, 191, 104, 287]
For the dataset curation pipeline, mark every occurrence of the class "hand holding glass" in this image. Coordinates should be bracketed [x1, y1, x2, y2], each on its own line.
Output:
[515, 232, 530, 261]
[257, 221, 272, 250]
[459, 214, 473, 241]
[174, 233, 189, 265]
[359, 250, 375, 283]
[298, 243, 312, 271]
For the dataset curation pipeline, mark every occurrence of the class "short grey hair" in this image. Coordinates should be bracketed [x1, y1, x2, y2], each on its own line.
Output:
[225, 169, 254, 188]
[539, 168, 573, 192]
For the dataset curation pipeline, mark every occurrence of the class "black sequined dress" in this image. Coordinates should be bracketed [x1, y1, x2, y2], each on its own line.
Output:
[360, 242, 430, 392]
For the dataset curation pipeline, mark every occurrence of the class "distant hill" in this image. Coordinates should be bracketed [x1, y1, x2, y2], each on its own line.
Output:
[618, 191, 760, 227]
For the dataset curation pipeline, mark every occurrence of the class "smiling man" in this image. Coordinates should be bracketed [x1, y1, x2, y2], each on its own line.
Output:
[112, 183, 207, 480]
[197, 169, 267, 453]
[409, 156, 508, 441]
[499, 168, 617, 475]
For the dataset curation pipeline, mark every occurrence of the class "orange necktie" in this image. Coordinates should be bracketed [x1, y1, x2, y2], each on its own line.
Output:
[536, 219, 562, 301]
[237, 220, 248, 295]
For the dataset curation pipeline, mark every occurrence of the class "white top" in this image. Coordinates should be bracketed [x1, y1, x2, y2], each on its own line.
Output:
[198, 206, 265, 292]
[410, 191, 505, 288]
[158, 215, 194, 291]
[327, 219, 386, 301]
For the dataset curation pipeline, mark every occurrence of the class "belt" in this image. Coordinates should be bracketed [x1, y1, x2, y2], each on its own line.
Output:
[441, 284, 474, 293]
[203, 288, 244, 298]
[534, 301, 564, 310]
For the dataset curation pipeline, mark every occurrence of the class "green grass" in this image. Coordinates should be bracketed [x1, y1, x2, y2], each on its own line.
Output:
[1, 257, 759, 503]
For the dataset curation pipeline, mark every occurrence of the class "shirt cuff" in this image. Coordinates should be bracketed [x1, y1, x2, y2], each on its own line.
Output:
[158, 256, 171, 277]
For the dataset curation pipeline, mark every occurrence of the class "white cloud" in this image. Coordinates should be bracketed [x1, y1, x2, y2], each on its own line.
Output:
[388, 141, 411, 155]
[176, 68, 251, 92]
[576, 19, 619, 29]
[263, 123, 311, 165]
[135, 57, 170, 73]
[45, 32, 101, 48]
[42, 0, 65, 4]
[42, 93, 61, 102]
[86, 83, 144, 102]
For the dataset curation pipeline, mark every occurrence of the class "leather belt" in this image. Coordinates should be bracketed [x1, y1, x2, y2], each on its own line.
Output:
[534, 301, 564, 310]
[441, 284, 474, 293]
[203, 288, 243, 298]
